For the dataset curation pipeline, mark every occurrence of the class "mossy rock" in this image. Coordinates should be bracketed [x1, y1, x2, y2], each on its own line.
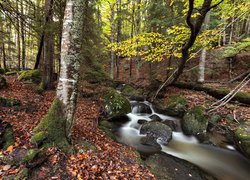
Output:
[121, 84, 145, 100]
[0, 97, 21, 107]
[234, 123, 250, 158]
[140, 121, 172, 149]
[182, 106, 208, 135]
[36, 82, 45, 94]
[17, 70, 41, 84]
[103, 89, 131, 119]
[145, 153, 214, 180]
[32, 99, 71, 153]
[155, 96, 187, 117]
[0, 75, 7, 89]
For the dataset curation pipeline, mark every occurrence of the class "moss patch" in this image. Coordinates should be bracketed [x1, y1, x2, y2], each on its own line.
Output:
[32, 99, 71, 153]
[121, 84, 144, 98]
[234, 124, 250, 158]
[3, 127, 15, 149]
[5, 71, 18, 76]
[157, 96, 187, 117]
[103, 88, 131, 119]
[17, 70, 41, 84]
[22, 149, 40, 163]
[182, 106, 208, 135]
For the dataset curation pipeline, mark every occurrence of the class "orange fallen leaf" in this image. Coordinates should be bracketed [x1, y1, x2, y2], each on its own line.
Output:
[6, 145, 14, 153]
[3, 165, 11, 171]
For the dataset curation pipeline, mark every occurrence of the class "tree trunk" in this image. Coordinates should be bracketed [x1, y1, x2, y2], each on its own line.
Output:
[116, 0, 122, 79]
[110, 3, 115, 79]
[42, 0, 54, 89]
[32, 0, 83, 151]
[20, 0, 26, 69]
[16, 0, 21, 70]
[173, 82, 250, 105]
[2, 44, 7, 70]
[198, 11, 210, 83]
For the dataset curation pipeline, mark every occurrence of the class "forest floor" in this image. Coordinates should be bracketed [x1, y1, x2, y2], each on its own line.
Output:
[0, 76, 155, 179]
[1, 75, 250, 179]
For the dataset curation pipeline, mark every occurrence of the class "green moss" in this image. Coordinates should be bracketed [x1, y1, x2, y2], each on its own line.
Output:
[121, 84, 143, 97]
[83, 70, 109, 83]
[32, 99, 72, 153]
[30, 131, 47, 145]
[0, 97, 21, 107]
[103, 88, 131, 118]
[164, 96, 187, 117]
[182, 106, 208, 135]
[3, 127, 15, 149]
[17, 70, 41, 83]
[234, 125, 250, 158]
[36, 82, 45, 94]
[5, 71, 18, 76]
[22, 149, 40, 163]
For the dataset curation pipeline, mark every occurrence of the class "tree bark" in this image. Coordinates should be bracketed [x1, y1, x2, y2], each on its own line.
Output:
[56, 0, 82, 136]
[173, 82, 250, 105]
[198, 11, 210, 83]
[42, 0, 54, 89]
[20, 0, 26, 69]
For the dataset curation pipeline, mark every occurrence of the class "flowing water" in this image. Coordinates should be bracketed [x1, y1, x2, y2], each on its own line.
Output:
[116, 101, 250, 180]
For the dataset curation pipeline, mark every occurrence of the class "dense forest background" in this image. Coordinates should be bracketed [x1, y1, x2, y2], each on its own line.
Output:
[0, 0, 249, 86]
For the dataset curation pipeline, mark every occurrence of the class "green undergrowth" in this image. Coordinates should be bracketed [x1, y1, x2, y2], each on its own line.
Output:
[32, 99, 72, 153]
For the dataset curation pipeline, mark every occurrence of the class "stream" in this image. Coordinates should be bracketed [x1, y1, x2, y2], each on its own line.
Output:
[115, 101, 250, 180]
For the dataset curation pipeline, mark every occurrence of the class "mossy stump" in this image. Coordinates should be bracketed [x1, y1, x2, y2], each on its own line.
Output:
[32, 99, 72, 153]
[234, 123, 250, 158]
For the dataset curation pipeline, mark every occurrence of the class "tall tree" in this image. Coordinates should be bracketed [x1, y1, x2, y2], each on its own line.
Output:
[42, 0, 54, 89]
[32, 0, 83, 150]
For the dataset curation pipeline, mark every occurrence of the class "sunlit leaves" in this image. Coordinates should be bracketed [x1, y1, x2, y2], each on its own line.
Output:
[108, 25, 220, 62]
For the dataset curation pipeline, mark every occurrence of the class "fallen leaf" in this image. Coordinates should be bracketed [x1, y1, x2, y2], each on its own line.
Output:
[3, 165, 11, 171]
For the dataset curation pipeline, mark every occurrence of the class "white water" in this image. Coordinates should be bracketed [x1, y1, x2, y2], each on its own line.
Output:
[117, 101, 250, 180]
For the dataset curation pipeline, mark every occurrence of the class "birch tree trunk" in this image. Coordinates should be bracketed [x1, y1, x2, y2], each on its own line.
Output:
[110, 3, 115, 79]
[32, 0, 83, 151]
[198, 11, 210, 83]
[57, 0, 82, 137]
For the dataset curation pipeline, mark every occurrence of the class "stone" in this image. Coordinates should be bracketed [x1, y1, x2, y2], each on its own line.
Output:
[132, 102, 152, 114]
[155, 96, 187, 117]
[182, 106, 208, 136]
[149, 114, 162, 121]
[234, 122, 250, 158]
[145, 153, 215, 180]
[103, 89, 131, 119]
[140, 121, 172, 148]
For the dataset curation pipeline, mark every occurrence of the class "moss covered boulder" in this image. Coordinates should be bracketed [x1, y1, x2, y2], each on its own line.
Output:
[234, 122, 250, 158]
[155, 96, 187, 117]
[17, 70, 41, 83]
[182, 106, 208, 135]
[140, 121, 172, 149]
[103, 89, 131, 119]
[0, 75, 7, 89]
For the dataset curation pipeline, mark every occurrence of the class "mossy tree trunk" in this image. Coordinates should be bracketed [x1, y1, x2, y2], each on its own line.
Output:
[33, 0, 83, 152]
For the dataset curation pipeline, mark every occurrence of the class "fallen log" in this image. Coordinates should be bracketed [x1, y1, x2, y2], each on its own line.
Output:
[173, 82, 250, 105]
